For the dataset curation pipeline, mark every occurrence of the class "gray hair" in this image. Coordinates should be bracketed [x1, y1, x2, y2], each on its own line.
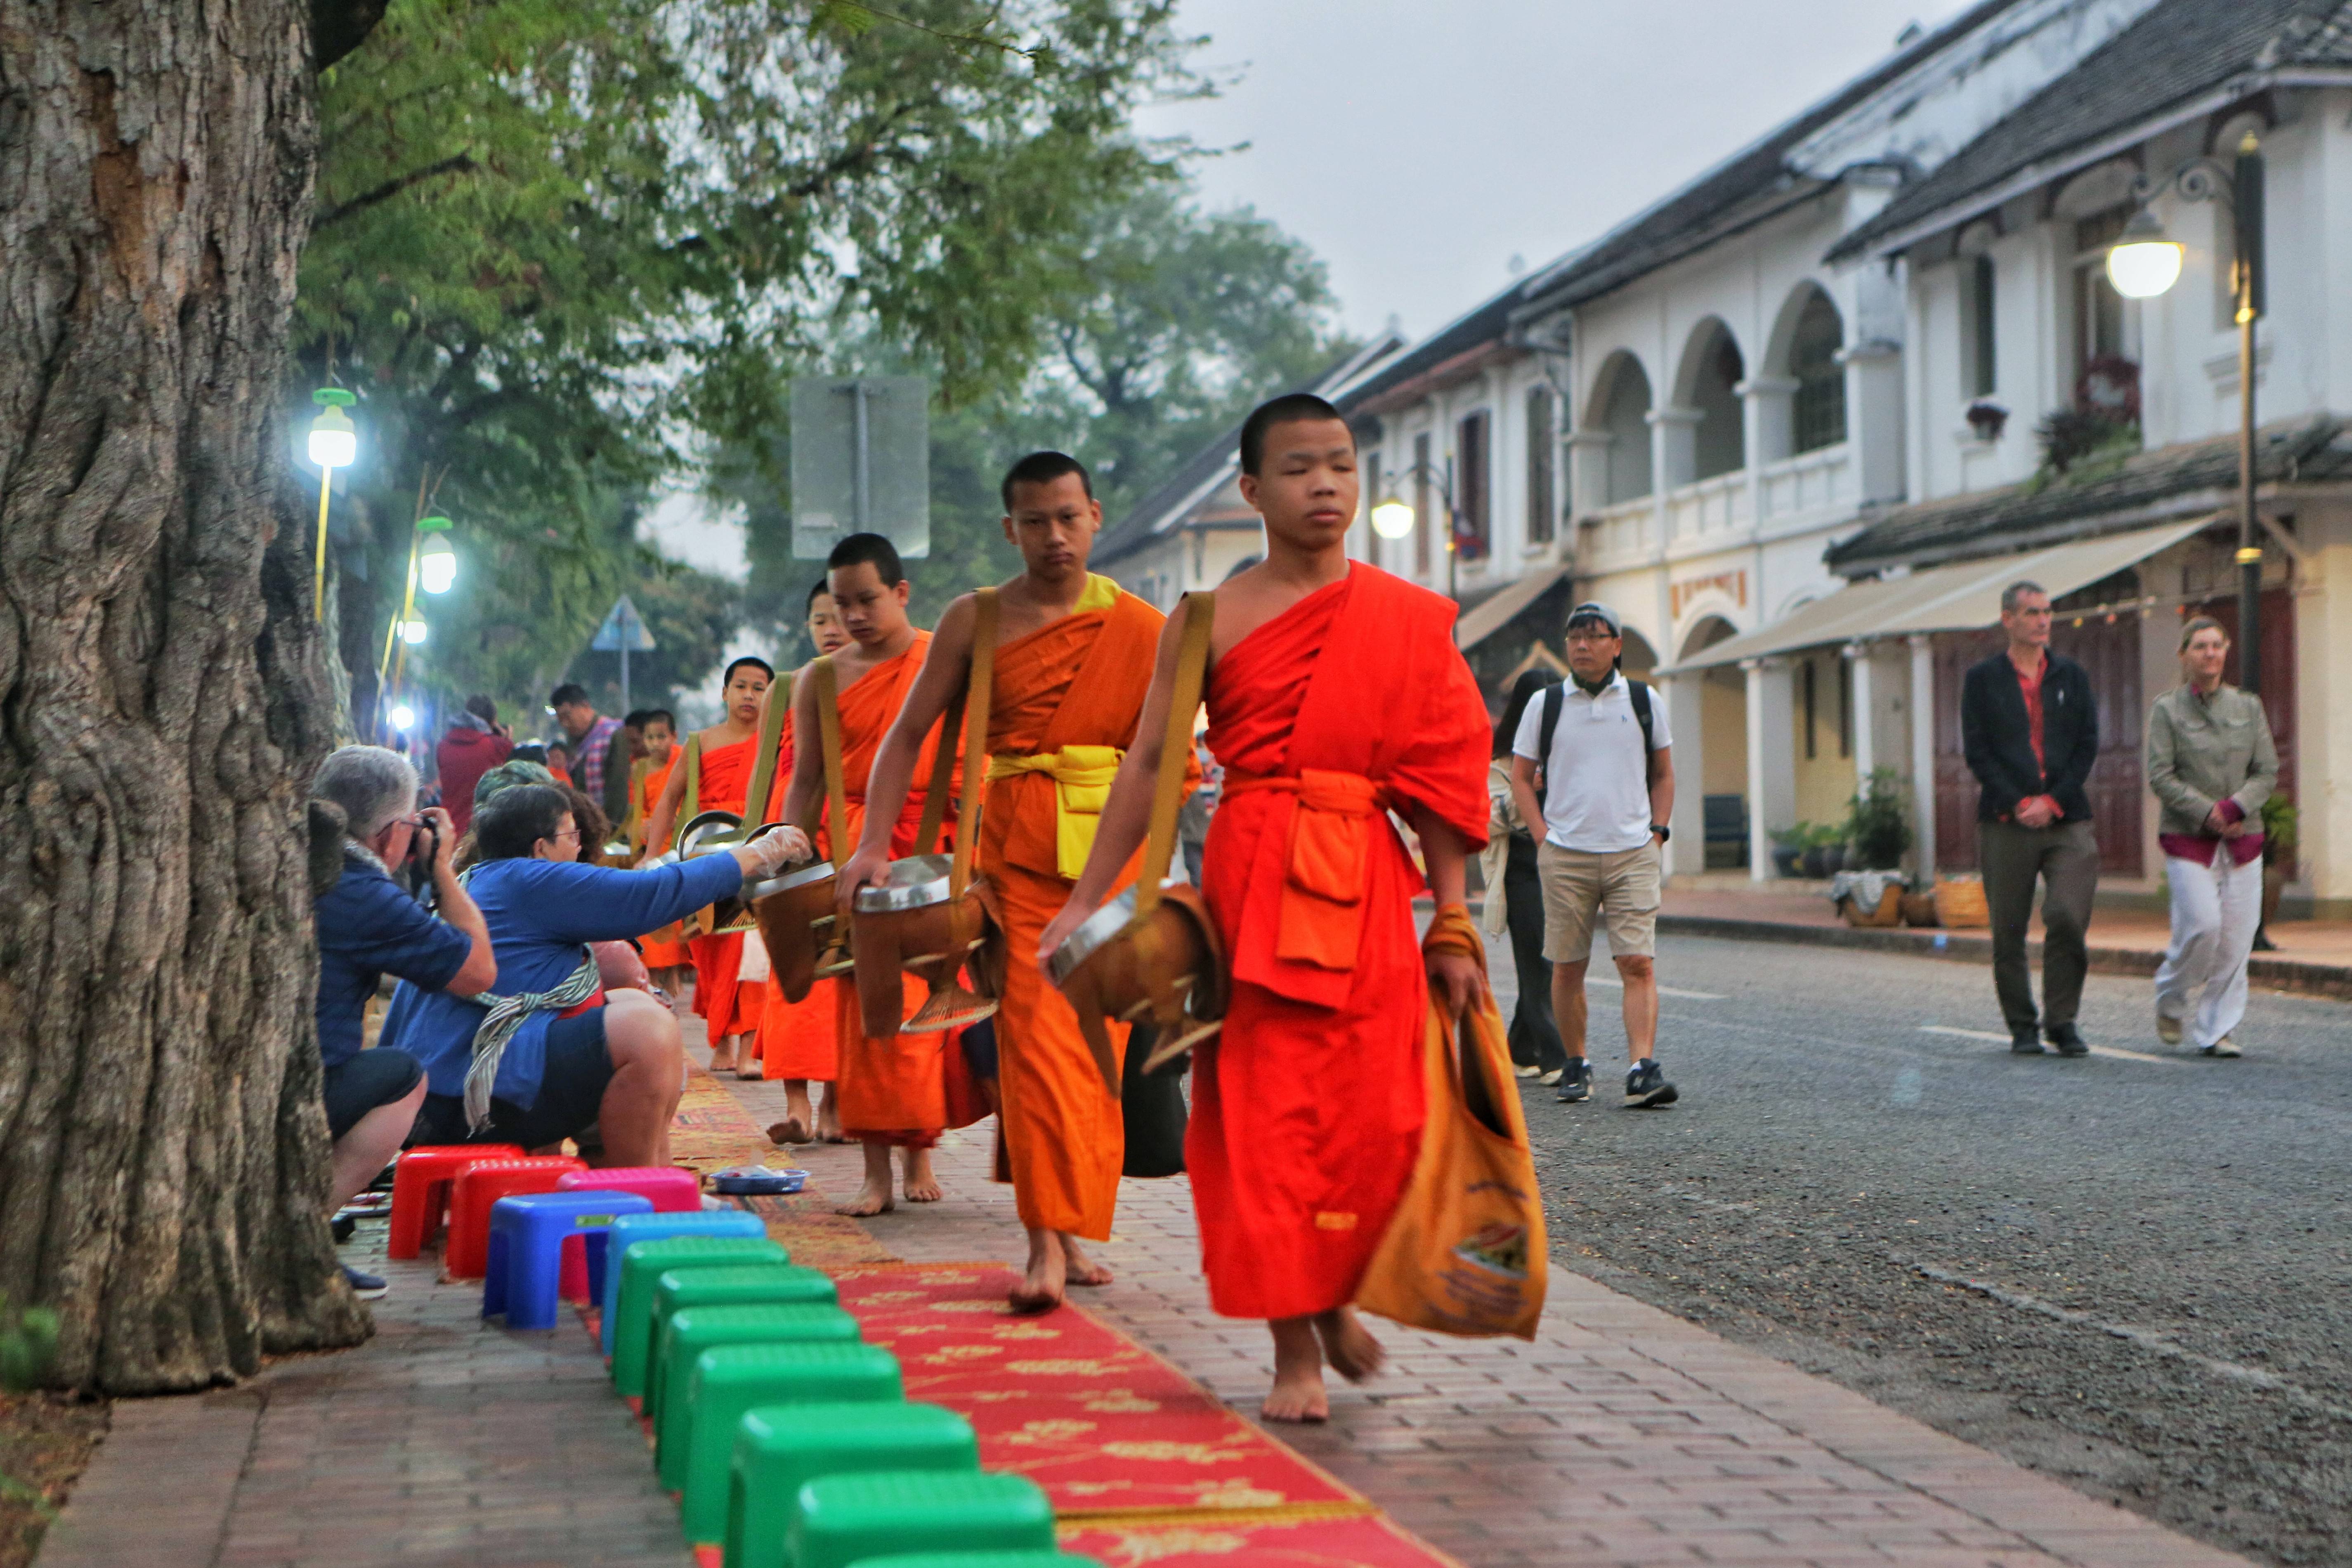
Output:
[2000, 580, 2048, 613]
[311, 745, 419, 843]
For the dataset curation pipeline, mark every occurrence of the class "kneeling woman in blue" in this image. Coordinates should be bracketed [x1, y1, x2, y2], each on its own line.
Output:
[385, 783, 805, 1165]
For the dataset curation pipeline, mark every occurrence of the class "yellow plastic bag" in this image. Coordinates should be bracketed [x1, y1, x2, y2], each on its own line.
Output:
[1353, 904, 1548, 1339]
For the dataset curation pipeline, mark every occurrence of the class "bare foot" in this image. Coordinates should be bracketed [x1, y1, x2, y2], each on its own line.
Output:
[1060, 1235, 1113, 1287]
[1312, 1306, 1386, 1384]
[816, 1087, 850, 1143]
[766, 1117, 810, 1146]
[1008, 1228, 1065, 1314]
[1263, 1317, 1329, 1423]
[736, 1060, 765, 1081]
[900, 1147, 943, 1203]
[708, 1040, 738, 1074]
[835, 1143, 895, 1216]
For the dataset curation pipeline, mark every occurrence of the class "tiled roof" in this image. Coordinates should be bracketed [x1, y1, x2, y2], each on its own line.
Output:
[1825, 414, 2352, 574]
[1828, 0, 2352, 262]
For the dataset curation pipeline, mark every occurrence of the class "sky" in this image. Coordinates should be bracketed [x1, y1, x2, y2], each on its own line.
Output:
[1131, 0, 1972, 341]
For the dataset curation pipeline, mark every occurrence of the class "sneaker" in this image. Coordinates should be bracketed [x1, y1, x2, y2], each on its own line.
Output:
[2155, 1010, 2183, 1046]
[341, 1266, 389, 1301]
[2201, 1035, 2242, 1058]
[2045, 1023, 2090, 1057]
[1537, 1068, 1565, 1087]
[1512, 1063, 1542, 1079]
[2010, 1030, 2046, 1055]
[1555, 1060, 1592, 1103]
[1624, 1060, 1679, 1108]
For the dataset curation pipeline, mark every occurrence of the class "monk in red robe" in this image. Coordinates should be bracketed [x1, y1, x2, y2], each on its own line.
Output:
[846, 452, 1183, 1311]
[632, 710, 692, 990]
[756, 582, 854, 1143]
[642, 656, 775, 1074]
[781, 534, 974, 1216]
[1042, 394, 1490, 1422]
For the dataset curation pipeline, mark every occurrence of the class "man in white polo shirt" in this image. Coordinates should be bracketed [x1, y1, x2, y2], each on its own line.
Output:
[1509, 602, 1679, 1108]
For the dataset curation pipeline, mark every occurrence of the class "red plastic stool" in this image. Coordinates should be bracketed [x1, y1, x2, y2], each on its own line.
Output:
[445, 1156, 586, 1279]
[387, 1144, 524, 1259]
[554, 1167, 706, 1301]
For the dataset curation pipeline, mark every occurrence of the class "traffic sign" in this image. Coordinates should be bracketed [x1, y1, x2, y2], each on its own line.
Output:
[592, 595, 656, 652]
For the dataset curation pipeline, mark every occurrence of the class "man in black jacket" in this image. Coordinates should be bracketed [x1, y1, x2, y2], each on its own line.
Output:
[1961, 581, 2100, 1055]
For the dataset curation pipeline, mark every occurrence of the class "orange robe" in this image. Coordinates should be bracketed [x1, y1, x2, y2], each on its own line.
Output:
[980, 578, 1169, 1240]
[1192, 564, 1488, 1321]
[686, 734, 765, 1046]
[828, 633, 979, 1146]
[751, 710, 837, 1082]
[637, 751, 691, 970]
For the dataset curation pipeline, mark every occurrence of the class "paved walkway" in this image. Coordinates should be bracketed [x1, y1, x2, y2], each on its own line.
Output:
[40, 1048, 2255, 1568]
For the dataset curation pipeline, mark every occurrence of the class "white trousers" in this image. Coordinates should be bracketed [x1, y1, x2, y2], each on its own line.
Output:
[2154, 852, 2263, 1048]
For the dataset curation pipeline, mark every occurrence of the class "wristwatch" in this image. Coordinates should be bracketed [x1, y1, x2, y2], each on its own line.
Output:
[1651, 824, 1670, 842]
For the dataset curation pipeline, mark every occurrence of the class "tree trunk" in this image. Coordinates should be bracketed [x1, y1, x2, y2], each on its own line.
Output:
[0, 0, 368, 1392]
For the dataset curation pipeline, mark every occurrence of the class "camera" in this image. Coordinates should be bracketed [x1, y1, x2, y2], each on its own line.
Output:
[407, 812, 440, 909]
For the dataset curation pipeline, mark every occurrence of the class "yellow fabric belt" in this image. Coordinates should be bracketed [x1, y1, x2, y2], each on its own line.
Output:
[986, 744, 1124, 879]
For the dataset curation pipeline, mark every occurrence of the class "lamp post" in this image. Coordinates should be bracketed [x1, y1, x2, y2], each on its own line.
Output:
[306, 389, 358, 623]
[377, 514, 455, 741]
[1369, 456, 1465, 607]
[2106, 129, 2265, 691]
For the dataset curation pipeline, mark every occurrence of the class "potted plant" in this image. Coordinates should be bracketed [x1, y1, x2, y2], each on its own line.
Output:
[1965, 399, 2009, 442]
[2255, 793, 2298, 951]
[1843, 767, 1913, 870]
[1767, 824, 1807, 879]
[1800, 822, 1847, 880]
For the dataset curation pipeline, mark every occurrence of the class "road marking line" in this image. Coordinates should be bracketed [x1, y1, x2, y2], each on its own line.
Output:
[1917, 1025, 2184, 1066]
[1587, 976, 1725, 1000]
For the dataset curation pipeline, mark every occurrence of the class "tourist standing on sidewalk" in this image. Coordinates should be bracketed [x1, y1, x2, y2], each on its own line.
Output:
[1508, 603, 1677, 1108]
[2147, 616, 2277, 1058]
[1960, 581, 2100, 1056]
[1484, 671, 1569, 1085]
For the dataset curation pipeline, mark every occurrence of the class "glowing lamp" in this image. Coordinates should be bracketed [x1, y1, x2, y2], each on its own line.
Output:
[416, 516, 456, 594]
[387, 703, 416, 730]
[2105, 210, 2184, 299]
[307, 388, 358, 468]
[400, 618, 428, 645]
[1370, 496, 1416, 540]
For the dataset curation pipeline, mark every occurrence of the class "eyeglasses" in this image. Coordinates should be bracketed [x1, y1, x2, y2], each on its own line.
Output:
[1564, 630, 1618, 645]
[550, 827, 581, 842]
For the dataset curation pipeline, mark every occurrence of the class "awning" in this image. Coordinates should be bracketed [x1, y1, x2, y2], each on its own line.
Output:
[1455, 562, 1574, 651]
[1660, 517, 2212, 673]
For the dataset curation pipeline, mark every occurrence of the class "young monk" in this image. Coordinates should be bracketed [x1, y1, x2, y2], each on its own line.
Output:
[844, 451, 1183, 1311]
[643, 656, 775, 1073]
[756, 582, 855, 1143]
[1041, 394, 1491, 1422]
[778, 534, 975, 1216]
[633, 709, 692, 993]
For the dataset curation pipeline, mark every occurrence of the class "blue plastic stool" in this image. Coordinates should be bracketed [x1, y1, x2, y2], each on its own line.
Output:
[483, 1190, 654, 1329]
[600, 1210, 766, 1356]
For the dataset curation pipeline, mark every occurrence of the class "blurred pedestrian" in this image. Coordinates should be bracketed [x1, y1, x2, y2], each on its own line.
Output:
[2147, 616, 2278, 1058]
[551, 682, 631, 829]
[1961, 581, 2099, 1056]
[435, 695, 512, 834]
[1483, 671, 1569, 1085]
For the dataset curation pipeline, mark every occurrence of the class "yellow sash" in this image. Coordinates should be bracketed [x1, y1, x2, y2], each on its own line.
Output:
[986, 744, 1124, 880]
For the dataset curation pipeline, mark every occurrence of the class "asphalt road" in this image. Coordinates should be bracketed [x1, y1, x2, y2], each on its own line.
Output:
[1493, 931, 2352, 1567]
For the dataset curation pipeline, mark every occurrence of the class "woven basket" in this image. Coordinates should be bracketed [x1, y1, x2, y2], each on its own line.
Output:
[1934, 875, 1991, 929]
[1840, 883, 1904, 928]
[1899, 891, 1941, 928]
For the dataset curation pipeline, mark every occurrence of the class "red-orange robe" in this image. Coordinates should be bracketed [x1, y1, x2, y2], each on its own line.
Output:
[827, 633, 981, 1145]
[637, 751, 692, 970]
[685, 733, 765, 1046]
[1192, 564, 1489, 1321]
[751, 708, 838, 1083]
[982, 578, 1170, 1240]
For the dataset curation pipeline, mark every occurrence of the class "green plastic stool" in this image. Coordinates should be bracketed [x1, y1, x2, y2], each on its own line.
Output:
[722, 1401, 979, 1568]
[666, 1341, 904, 1544]
[610, 1236, 787, 1398]
[648, 1266, 838, 1411]
[851, 1556, 1103, 1568]
[650, 1302, 860, 1446]
[789, 1472, 1055, 1568]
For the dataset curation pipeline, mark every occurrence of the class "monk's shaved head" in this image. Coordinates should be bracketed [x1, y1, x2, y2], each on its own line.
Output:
[1240, 393, 1351, 476]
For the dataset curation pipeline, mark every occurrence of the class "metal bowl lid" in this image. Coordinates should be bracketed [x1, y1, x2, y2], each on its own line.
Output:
[852, 852, 954, 913]
[678, 809, 744, 857]
[1046, 886, 1139, 986]
[745, 858, 834, 901]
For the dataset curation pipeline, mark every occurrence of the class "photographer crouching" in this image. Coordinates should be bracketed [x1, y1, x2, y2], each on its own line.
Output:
[312, 746, 498, 1298]
[384, 783, 806, 1166]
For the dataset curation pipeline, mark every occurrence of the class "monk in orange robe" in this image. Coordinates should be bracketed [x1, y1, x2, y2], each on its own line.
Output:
[846, 451, 1183, 1311]
[1043, 395, 1490, 1422]
[781, 534, 976, 1216]
[642, 656, 775, 1074]
[632, 710, 693, 987]
[755, 583, 853, 1143]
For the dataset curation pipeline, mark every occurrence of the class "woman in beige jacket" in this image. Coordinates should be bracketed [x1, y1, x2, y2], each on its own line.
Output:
[2146, 616, 2279, 1057]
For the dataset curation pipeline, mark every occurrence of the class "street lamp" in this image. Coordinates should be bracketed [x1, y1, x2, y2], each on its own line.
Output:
[307, 389, 358, 623]
[378, 514, 455, 733]
[417, 518, 457, 595]
[2105, 128, 2266, 691]
[387, 702, 416, 732]
[1369, 457, 1467, 607]
[400, 618, 429, 645]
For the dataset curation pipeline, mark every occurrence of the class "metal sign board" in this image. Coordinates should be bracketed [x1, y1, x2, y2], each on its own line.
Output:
[790, 375, 930, 560]
[591, 594, 656, 652]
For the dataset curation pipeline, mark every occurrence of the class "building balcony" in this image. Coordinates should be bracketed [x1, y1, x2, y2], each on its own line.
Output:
[1581, 496, 1655, 566]
[1758, 442, 1853, 527]
[1665, 469, 1750, 544]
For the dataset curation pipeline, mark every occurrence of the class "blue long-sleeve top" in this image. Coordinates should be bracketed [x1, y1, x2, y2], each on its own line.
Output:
[383, 852, 744, 1109]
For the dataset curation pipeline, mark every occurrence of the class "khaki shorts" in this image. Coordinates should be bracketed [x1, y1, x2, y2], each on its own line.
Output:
[1537, 840, 1661, 963]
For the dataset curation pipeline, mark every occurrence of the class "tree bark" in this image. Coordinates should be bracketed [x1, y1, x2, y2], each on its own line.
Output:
[0, 0, 368, 1391]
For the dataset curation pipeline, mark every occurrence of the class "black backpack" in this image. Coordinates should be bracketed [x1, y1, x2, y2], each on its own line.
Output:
[1534, 676, 1655, 815]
